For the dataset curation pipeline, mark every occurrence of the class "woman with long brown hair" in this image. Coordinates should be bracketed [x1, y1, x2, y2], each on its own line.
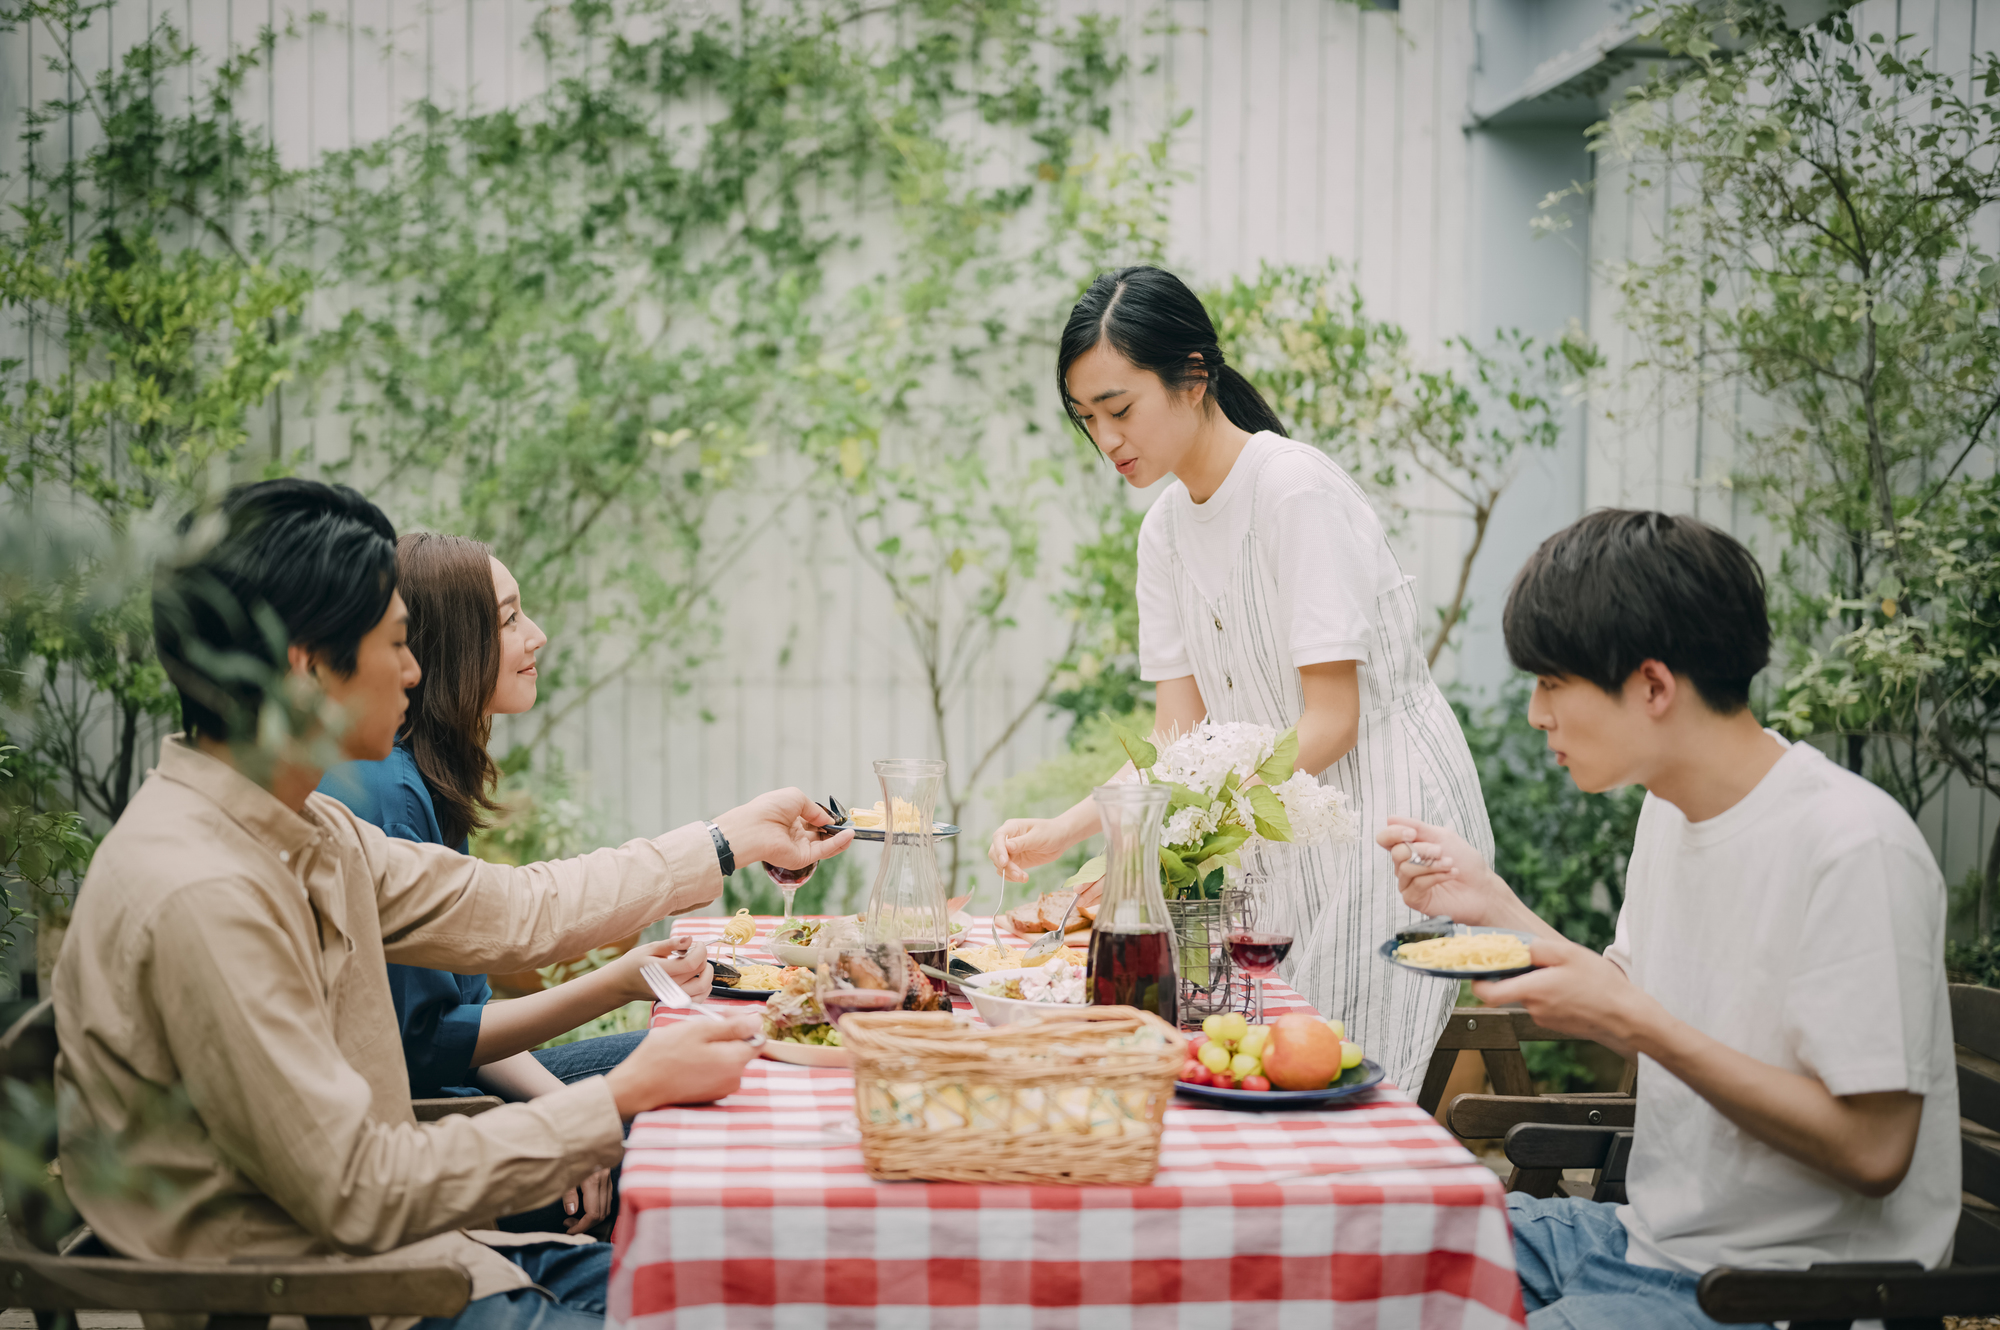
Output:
[320, 532, 706, 1236]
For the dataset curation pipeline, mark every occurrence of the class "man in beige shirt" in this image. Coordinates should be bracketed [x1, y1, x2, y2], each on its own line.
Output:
[55, 479, 853, 1330]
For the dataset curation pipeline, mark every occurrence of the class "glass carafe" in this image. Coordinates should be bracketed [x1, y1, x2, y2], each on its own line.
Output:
[863, 757, 950, 974]
[1086, 782, 1178, 1027]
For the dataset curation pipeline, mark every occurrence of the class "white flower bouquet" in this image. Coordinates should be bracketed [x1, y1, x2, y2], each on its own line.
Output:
[1067, 718, 1358, 900]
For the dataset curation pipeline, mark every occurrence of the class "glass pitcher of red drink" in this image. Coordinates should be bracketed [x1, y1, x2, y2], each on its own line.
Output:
[1086, 781, 1178, 1027]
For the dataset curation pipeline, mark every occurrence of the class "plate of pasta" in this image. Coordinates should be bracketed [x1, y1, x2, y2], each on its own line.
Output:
[1378, 922, 1538, 980]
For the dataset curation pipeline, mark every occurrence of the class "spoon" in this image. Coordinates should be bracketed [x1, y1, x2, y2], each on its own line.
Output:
[1024, 893, 1080, 963]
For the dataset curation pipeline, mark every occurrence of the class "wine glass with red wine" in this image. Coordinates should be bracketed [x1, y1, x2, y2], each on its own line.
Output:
[814, 936, 909, 1030]
[764, 859, 815, 921]
[1224, 930, 1294, 1022]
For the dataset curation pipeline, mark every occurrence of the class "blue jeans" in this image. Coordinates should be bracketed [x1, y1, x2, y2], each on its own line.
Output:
[417, 1240, 612, 1330]
[531, 1030, 647, 1085]
[494, 1031, 647, 1237]
[1508, 1194, 1774, 1330]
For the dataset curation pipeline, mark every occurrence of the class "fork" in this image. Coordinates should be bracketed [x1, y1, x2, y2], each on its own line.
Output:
[641, 960, 765, 1046]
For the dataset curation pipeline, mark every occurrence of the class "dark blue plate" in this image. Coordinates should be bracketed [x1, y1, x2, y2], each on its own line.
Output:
[1378, 926, 1538, 980]
[1173, 1059, 1385, 1110]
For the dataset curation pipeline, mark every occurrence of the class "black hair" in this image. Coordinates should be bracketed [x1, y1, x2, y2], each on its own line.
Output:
[1057, 266, 1287, 439]
[1502, 509, 1770, 713]
[153, 479, 399, 744]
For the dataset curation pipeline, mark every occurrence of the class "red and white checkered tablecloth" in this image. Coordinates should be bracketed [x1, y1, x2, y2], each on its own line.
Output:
[608, 916, 1526, 1329]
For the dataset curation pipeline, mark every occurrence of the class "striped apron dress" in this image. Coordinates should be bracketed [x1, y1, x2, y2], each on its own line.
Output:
[1158, 446, 1495, 1092]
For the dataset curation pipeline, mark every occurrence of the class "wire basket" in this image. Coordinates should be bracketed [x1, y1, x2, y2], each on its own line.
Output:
[841, 1007, 1186, 1186]
[1166, 888, 1257, 1026]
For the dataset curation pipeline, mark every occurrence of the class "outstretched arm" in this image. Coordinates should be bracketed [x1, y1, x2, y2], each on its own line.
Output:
[470, 939, 709, 1066]
[988, 676, 1208, 882]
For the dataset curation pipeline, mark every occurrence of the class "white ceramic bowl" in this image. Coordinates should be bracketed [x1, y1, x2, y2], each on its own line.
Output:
[768, 942, 823, 968]
[959, 967, 1094, 1027]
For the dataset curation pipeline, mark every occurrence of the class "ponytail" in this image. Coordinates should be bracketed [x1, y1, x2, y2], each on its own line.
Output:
[1210, 362, 1286, 436]
[1057, 266, 1289, 439]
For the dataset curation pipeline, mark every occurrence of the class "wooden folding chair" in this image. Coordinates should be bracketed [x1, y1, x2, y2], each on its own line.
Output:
[1485, 985, 2000, 1328]
[1418, 1004, 1638, 1196]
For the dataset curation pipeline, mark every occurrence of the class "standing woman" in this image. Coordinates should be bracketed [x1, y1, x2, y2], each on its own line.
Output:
[988, 266, 1493, 1090]
[321, 532, 710, 1236]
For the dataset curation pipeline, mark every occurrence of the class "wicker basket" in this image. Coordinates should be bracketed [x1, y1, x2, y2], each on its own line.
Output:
[840, 1007, 1186, 1186]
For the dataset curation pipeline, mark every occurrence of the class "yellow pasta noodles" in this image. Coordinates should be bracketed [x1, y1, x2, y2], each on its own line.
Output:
[1394, 932, 1532, 972]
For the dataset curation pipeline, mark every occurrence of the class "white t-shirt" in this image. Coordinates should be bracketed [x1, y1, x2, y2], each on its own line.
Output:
[1135, 432, 1404, 683]
[1609, 736, 1959, 1274]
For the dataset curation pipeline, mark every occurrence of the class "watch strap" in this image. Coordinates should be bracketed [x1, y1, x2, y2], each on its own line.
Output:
[703, 820, 736, 877]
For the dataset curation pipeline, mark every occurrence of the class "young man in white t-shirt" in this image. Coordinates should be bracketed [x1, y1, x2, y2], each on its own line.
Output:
[1378, 509, 1959, 1329]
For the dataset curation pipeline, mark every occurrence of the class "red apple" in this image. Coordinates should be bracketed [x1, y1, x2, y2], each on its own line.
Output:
[1261, 1013, 1344, 1090]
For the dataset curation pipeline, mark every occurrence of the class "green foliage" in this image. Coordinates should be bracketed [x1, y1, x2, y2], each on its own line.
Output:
[1455, 681, 1645, 954]
[1947, 937, 2000, 989]
[0, 739, 95, 993]
[1586, 1, 2000, 930]
[1772, 476, 2000, 931]
[469, 754, 604, 868]
[1, 5, 312, 828]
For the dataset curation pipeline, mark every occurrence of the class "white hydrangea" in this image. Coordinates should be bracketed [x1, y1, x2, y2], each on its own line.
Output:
[1161, 802, 1219, 851]
[1271, 770, 1358, 847]
[1151, 721, 1277, 794]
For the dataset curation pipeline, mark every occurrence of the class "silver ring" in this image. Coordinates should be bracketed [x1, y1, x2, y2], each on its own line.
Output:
[1406, 848, 1429, 868]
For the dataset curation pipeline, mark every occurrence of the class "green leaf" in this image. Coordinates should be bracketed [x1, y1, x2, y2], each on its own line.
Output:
[1167, 782, 1211, 812]
[1256, 728, 1299, 786]
[1106, 714, 1158, 770]
[1160, 847, 1196, 891]
[1245, 785, 1294, 842]
[1194, 824, 1251, 860]
[1063, 854, 1106, 890]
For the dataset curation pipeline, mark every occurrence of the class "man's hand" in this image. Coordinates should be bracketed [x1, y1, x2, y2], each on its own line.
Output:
[561, 1166, 615, 1235]
[1376, 816, 1535, 929]
[603, 938, 710, 1004]
[711, 788, 852, 875]
[604, 1012, 761, 1118]
[1473, 936, 1650, 1057]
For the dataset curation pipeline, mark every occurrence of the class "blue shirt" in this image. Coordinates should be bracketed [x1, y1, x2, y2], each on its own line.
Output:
[317, 745, 491, 1097]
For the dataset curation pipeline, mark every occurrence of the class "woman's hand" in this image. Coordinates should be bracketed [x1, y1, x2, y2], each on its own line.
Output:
[989, 818, 1074, 883]
[561, 1167, 615, 1235]
[712, 788, 852, 874]
[604, 938, 711, 1004]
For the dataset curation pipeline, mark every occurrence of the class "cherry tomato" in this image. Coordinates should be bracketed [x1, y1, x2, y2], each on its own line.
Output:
[1181, 1060, 1204, 1083]
[1242, 1075, 1271, 1093]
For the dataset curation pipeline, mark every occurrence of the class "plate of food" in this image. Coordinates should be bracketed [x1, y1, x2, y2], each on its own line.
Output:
[826, 796, 960, 842]
[768, 916, 841, 968]
[1173, 1012, 1382, 1110]
[999, 880, 1100, 945]
[709, 960, 799, 1000]
[1174, 1060, 1384, 1110]
[957, 959, 1092, 1026]
[758, 968, 850, 1066]
[1378, 920, 1539, 980]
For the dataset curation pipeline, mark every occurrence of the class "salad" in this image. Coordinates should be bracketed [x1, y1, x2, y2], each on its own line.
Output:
[762, 968, 840, 1046]
[995, 957, 1087, 1004]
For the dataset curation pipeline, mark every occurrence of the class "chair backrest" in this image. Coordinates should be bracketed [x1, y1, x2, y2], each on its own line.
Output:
[1950, 983, 2000, 1266]
[1419, 1005, 1636, 1116]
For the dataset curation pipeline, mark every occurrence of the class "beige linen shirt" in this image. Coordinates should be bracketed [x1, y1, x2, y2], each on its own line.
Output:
[54, 736, 723, 1310]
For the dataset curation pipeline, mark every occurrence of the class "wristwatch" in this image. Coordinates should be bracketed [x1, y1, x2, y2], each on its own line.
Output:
[702, 820, 735, 877]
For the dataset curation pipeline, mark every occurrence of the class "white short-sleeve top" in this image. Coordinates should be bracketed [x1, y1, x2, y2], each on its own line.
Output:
[1135, 431, 1403, 683]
